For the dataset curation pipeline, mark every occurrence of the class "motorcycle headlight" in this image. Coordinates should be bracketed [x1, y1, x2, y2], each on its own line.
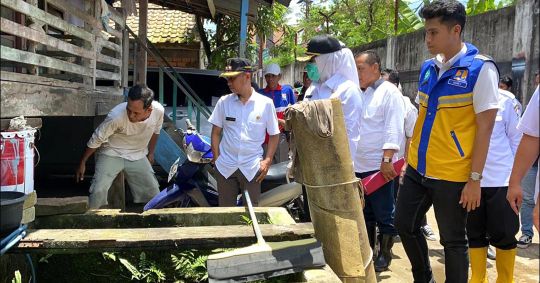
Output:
[183, 132, 213, 163]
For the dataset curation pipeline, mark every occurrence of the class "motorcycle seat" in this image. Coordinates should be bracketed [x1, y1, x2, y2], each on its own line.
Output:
[264, 161, 289, 181]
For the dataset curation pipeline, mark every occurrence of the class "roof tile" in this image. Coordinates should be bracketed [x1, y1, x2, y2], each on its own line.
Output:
[124, 3, 196, 44]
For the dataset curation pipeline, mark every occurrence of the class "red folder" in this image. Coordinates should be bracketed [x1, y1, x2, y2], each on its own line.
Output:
[361, 158, 405, 196]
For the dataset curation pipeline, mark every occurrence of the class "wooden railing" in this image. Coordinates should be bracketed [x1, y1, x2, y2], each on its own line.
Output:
[0, 0, 127, 91]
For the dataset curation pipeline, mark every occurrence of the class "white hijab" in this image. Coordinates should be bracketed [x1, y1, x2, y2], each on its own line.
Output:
[314, 47, 360, 88]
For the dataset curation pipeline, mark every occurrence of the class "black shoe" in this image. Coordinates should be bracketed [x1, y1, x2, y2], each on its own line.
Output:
[517, 234, 533, 249]
[374, 234, 394, 272]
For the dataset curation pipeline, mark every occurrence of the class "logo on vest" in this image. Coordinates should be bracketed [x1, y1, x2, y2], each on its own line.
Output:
[448, 70, 468, 88]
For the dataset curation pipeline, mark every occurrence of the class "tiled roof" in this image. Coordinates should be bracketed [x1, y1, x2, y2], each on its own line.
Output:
[125, 3, 197, 44]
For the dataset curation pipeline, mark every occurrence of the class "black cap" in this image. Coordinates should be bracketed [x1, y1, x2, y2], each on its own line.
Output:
[298, 35, 343, 61]
[220, 58, 254, 77]
[307, 35, 342, 55]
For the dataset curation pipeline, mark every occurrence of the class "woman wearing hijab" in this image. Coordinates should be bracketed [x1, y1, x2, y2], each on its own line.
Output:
[301, 35, 363, 161]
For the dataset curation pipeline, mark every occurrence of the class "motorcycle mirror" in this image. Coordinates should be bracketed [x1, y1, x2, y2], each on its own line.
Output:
[185, 119, 196, 132]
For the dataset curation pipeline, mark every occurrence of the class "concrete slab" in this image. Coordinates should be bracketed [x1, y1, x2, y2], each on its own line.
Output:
[34, 207, 295, 229]
[300, 265, 342, 283]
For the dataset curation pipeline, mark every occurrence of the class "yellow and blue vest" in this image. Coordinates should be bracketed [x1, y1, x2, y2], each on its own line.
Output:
[408, 43, 498, 182]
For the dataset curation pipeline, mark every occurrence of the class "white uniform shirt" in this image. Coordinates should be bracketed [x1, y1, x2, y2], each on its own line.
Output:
[481, 89, 522, 187]
[498, 89, 522, 114]
[517, 86, 539, 203]
[398, 95, 418, 159]
[355, 79, 405, 173]
[87, 101, 164, 161]
[309, 74, 362, 163]
[208, 89, 280, 181]
[433, 44, 500, 114]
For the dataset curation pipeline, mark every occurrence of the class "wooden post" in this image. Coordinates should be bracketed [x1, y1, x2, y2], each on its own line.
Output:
[238, 0, 249, 57]
[132, 41, 138, 87]
[80, 0, 97, 88]
[121, 27, 129, 88]
[114, 6, 125, 88]
[26, 0, 41, 75]
[135, 0, 148, 84]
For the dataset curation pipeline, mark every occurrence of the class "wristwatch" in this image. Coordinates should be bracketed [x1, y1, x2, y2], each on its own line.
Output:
[382, 157, 392, 163]
[470, 172, 483, 181]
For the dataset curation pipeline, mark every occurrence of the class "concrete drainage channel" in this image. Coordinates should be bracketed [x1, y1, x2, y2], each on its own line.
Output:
[11, 207, 340, 282]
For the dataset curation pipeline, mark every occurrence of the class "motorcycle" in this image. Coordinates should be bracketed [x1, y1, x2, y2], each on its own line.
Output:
[144, 120, 306, 221]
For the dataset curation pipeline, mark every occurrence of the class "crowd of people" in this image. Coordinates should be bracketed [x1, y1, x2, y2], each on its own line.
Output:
[75, 0, 538, 282]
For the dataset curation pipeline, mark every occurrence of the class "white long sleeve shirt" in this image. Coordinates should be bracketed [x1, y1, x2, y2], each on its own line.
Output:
[308, 74, 362, 164]
[481, 89, 522, 187]
[517, 86, 539, 203]
[355, 79, 405, 173]
[87, 101, 164, 161]
[398, 95, 418, 159]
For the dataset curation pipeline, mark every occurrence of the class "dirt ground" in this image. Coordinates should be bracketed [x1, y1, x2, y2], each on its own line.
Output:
[377, 207, 540, 283]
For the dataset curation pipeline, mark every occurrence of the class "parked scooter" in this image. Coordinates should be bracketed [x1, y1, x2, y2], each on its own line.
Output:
[144, 120, 306, 220]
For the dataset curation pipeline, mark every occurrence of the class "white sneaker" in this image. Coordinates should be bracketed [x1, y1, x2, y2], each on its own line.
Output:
[421, 225, 437, 241]
[517, 234, 533, 249]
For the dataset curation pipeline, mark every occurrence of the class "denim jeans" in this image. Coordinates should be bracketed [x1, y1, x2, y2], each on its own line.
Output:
[357, 171, 397, 236]
[520, 165, 538, 237]
[395, 167, 468, 283]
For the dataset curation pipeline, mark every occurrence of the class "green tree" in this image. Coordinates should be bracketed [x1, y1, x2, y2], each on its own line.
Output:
[195, 3, 293, 69]
[295, 0, 517, 50]
[466, 0, 516, 15]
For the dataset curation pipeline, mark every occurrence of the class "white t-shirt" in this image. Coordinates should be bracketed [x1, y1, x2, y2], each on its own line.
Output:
[482, 89, 522, 187]
[87, 101, 164, 161]
[355, 80, 405, 173]
[517, 86, 539, 203]
[433, 44, 500, 114]
[208, 89, 280, 182]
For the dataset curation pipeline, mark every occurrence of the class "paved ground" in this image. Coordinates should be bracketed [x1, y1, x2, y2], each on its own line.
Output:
[377, 207, 540, 283]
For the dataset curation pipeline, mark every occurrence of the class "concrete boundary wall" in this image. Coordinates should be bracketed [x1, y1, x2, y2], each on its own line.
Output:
[280, 0, 539, 104]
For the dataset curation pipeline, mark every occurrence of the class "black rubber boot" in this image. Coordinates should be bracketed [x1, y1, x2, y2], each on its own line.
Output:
[374, 234, 394, 272]
[366, 224, 376, 250]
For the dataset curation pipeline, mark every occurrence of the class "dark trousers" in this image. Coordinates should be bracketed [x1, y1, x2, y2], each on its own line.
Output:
[467, 186, 519, 249]
[356, 171, 397, 236]
[215, 169, 261, 207]
[394, 175, 429, 227]
[395, 167, 468, 283]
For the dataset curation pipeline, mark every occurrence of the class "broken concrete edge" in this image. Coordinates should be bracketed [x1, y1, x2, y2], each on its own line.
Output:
[300, 265, 341, 283]
[265, 207, 296, 225]
[22, 206, 35, 224]
[35, 196, 89, 216]
[23, 191, 37, 209]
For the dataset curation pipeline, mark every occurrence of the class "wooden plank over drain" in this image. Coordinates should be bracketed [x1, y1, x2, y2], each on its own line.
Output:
[14, 223, 315, 254]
